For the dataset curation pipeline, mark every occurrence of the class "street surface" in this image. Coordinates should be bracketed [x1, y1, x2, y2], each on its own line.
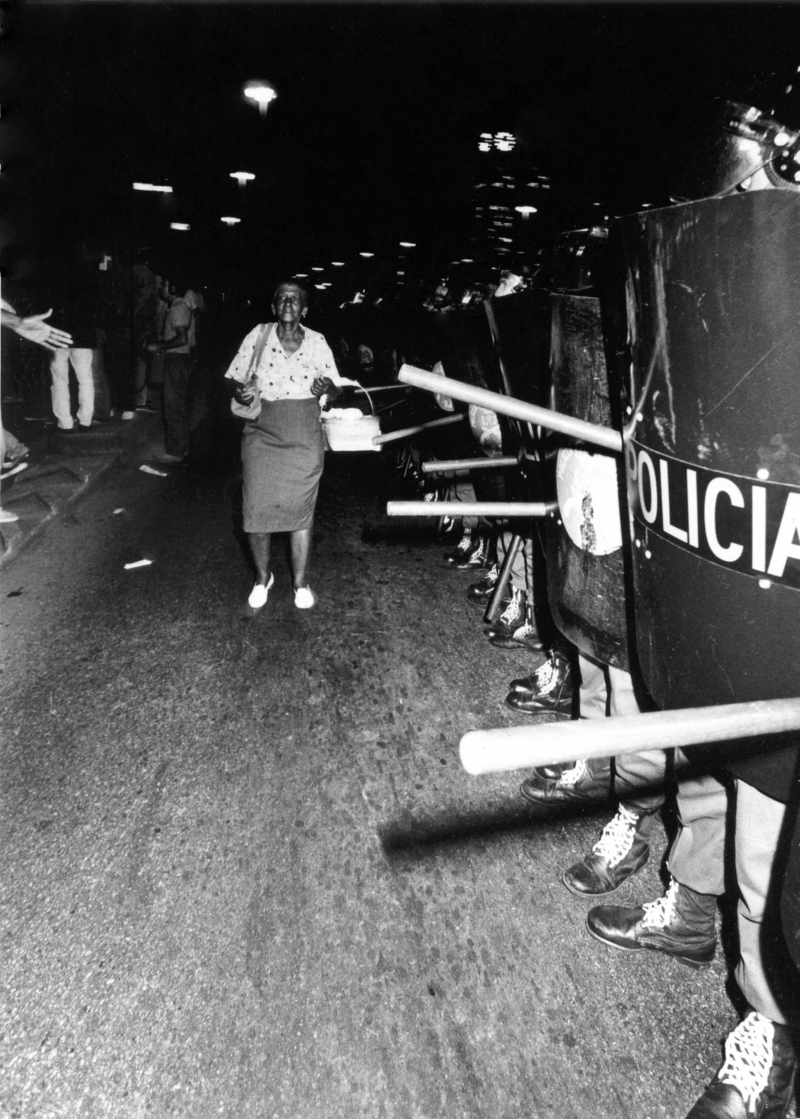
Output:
[0, 428, 735, 1119]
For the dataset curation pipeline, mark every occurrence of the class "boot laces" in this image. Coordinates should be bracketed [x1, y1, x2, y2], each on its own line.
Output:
[498, 587, 523, 625]
[558, 759, 588, 787]
[482, 563, 499, 585]
[592, 805, 639, 866]
[716, 1012, 774, 1114]
[455, 530, 473, 554]
[641, 877, 680, 928]
[528, 652, 564, 694]
[511, 621, 538, 639]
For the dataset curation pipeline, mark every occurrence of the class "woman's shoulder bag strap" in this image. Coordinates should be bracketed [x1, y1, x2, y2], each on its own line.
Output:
[231, 323, 273, 421]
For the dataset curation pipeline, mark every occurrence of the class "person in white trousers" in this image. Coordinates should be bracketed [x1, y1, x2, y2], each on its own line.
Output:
[50, 346, 95, 431]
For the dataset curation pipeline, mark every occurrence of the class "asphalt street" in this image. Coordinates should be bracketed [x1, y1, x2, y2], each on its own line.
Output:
[0, 428, 736, 1119]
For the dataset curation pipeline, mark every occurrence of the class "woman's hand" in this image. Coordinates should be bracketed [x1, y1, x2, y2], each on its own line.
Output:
[312, 376, 342, 400]
[232, 381, 257, 405]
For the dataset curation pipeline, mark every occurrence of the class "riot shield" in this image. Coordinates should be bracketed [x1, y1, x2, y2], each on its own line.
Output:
[616, 189, 800, 708]
[546, 292, 630, 668]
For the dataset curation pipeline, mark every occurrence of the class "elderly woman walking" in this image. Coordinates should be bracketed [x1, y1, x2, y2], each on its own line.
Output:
[225, 282, 345, 613]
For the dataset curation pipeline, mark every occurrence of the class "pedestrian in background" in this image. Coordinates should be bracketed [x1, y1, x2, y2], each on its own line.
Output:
[132, 253, 161, 412]
[48, 253, 103, 433]
[146, 273, 193, 463]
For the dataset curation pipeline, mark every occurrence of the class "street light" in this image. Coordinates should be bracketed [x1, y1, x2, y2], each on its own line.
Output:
[399, 241, 416, 248]
[170, 223, 190, 231]
[221, 216, 241, 226]
[494, 131, 516, 152]
[133, 182, 172, 193]
[230, 171, 255, 187]
[243, 81, 277, 116]
[515, 205, 538, 217]
[359, 252, 374, 258]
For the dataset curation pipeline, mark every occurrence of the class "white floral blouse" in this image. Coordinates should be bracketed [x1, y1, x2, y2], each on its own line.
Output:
[224, 322, 345, 401]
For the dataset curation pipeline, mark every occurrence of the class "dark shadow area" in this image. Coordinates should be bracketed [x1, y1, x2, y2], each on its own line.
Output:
[361, 521, 441, 547]
[379, 800, 610, 862]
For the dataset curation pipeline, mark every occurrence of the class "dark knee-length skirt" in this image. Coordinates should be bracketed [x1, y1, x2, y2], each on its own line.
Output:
[241, 397, 325, 533]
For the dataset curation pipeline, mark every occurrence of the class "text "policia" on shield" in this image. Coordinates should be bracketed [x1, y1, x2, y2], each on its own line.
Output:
[627, 444, 800, 591]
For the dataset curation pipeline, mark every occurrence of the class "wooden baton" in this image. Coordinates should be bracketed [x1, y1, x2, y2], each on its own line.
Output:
[459, 698, 800, 776]
[421, 456, 518, 473]
[398, 364, 624, 453]
[387, 501, 556, 518]
[372, 412, 466, 446]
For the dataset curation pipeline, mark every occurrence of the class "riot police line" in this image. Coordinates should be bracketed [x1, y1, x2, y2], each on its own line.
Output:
[380, 100, 800, 1118]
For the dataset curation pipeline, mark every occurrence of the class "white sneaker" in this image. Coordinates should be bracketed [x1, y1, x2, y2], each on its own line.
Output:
[294, 586, 315, 609]
[121, 411, 136, 421]
[248, 572, 275, 609]
[0, 507, 19, 523]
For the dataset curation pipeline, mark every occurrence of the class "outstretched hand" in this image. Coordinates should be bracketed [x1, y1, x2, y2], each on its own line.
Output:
[15, 309, 73, 351]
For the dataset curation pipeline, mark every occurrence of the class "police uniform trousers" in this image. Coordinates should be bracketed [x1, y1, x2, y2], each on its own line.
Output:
[668, 770, 790, 1026]
[498, 530, 534, 594]
[578, 653, 667, 830]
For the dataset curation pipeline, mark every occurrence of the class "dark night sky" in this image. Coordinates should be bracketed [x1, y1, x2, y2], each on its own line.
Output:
[3, 1, 800, 290]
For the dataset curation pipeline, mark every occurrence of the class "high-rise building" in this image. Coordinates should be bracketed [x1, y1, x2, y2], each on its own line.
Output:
[469, 130, 551, 271]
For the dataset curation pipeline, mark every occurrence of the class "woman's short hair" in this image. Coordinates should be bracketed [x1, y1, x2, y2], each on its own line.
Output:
[272, 281, 309, 306]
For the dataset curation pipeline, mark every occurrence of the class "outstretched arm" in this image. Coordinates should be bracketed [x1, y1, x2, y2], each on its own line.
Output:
[1, 306, 73, 351]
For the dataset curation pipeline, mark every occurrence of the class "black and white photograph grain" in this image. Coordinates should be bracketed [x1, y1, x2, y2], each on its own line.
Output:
[1, 1, 799, 1116]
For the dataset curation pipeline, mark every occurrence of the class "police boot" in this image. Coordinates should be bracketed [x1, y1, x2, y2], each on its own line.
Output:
[586, 876, 717, 969]
[506, 648, 574, 714]
[444, 526, 473, 564]
[509, 648, 571, 693]
[484, 586, 526, 637]
[686, 1011, 797, 1119]
[467, 562, 499, 604]
[562, 803, 654, 897]
[454, 531, 491, 569]
[519, 757, 611, 810]
[489, 603, 545, 652]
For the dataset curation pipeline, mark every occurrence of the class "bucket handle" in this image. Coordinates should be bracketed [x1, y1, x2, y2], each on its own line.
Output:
[345, 381, 375, 416]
